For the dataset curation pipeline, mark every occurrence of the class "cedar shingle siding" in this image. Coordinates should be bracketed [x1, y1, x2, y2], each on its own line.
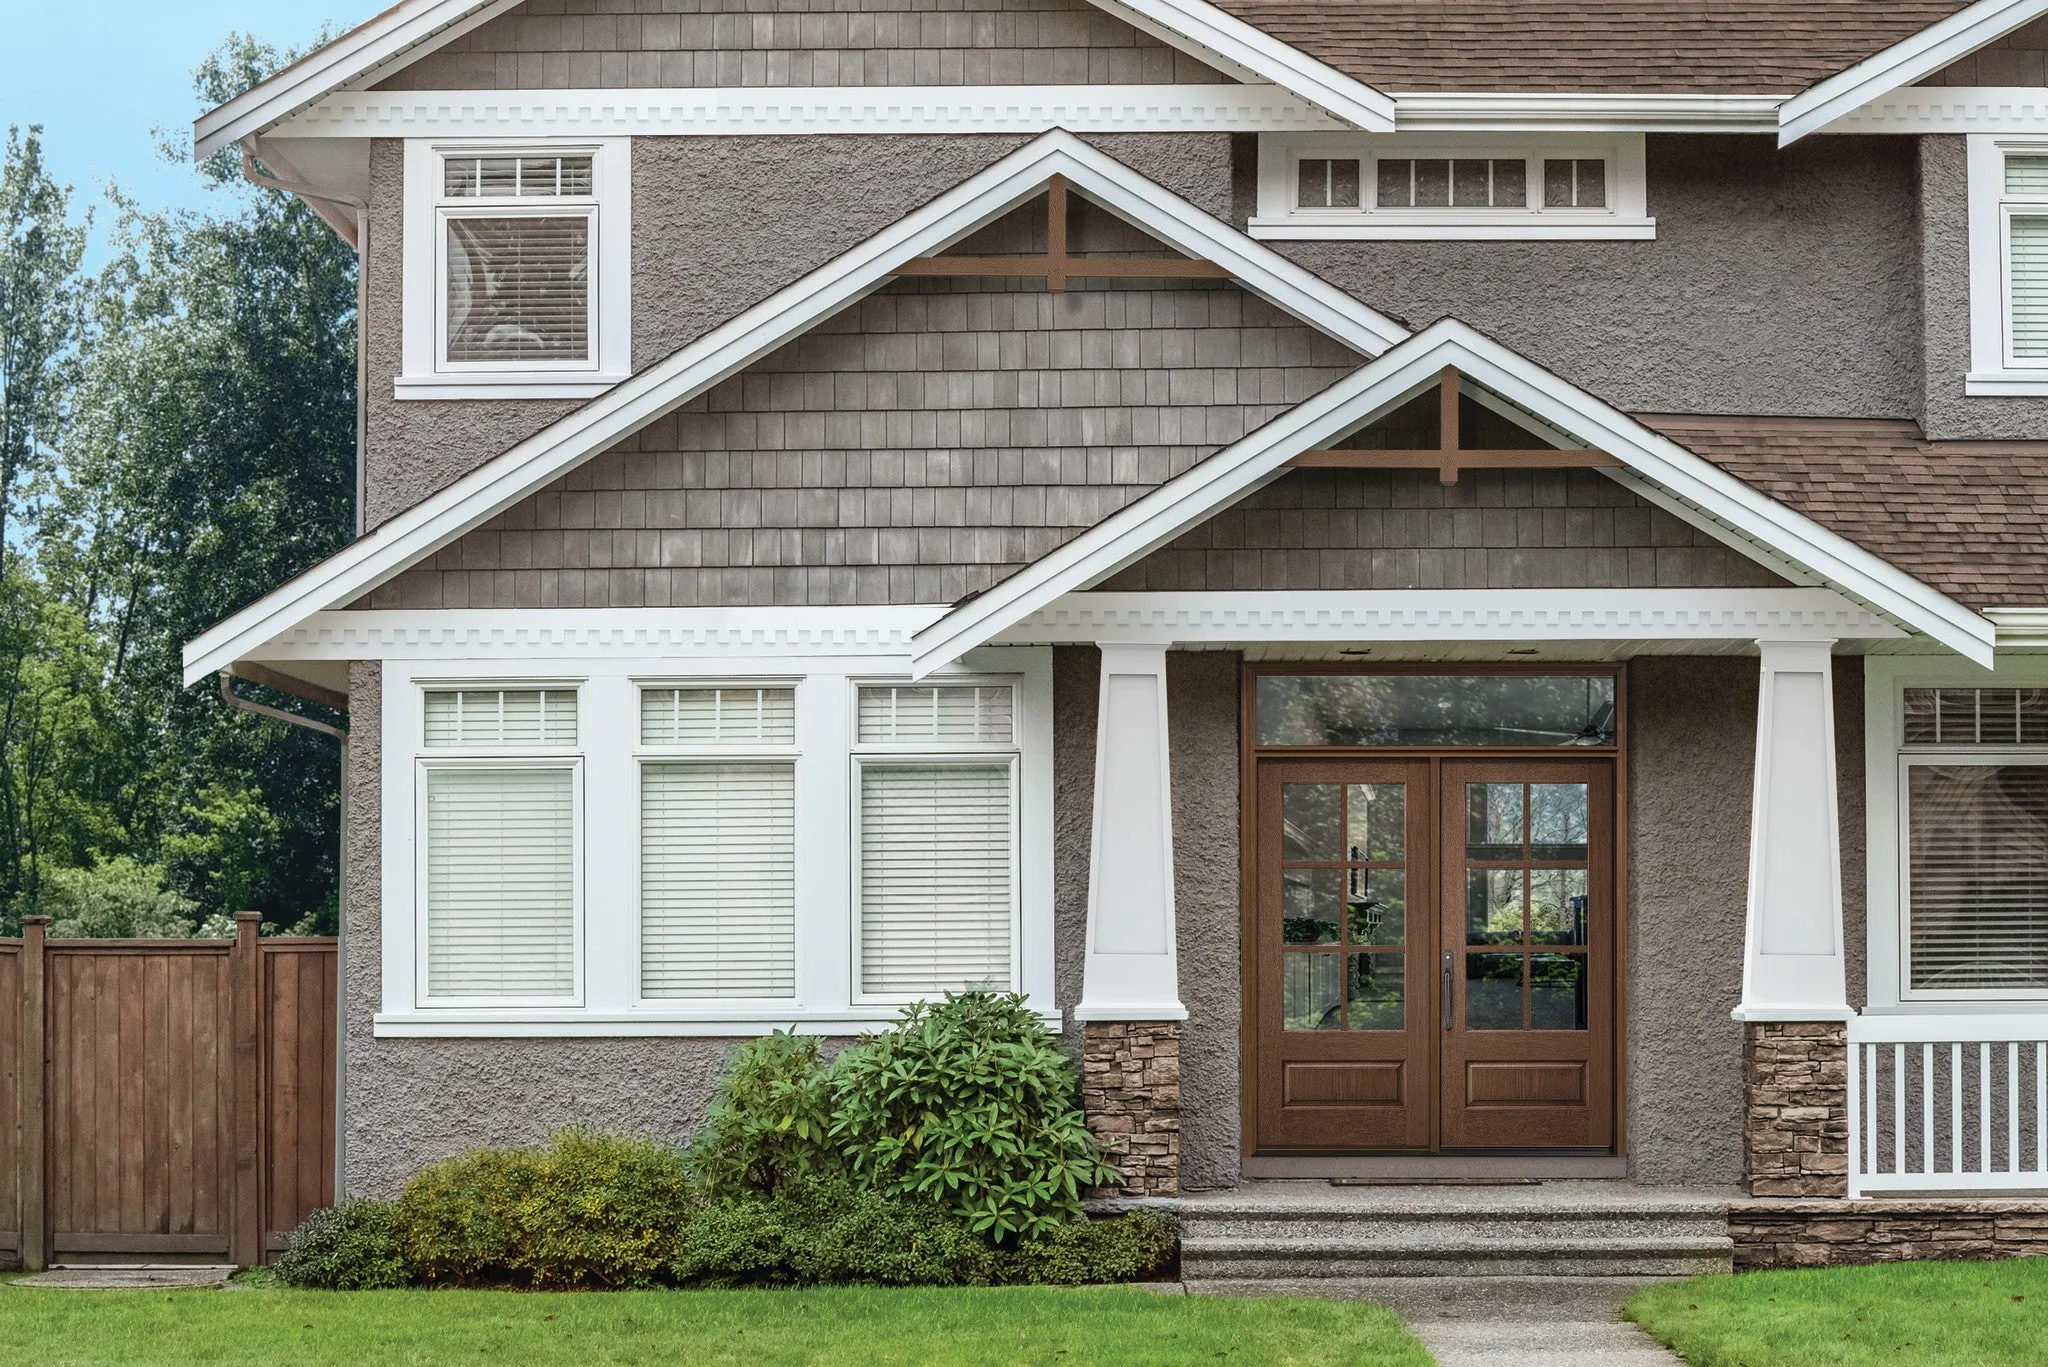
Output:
[1922, 14, 2048, 85]
[375, 0, 1230, 90]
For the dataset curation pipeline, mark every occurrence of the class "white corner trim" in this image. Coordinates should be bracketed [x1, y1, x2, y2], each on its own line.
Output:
[180, 129, 1409, 686]
[995, 589, 1907, 645]
[908, 318, 1998, 675]
[1827, 85, 2048, 134]
[1778, 0, 2048, 144]
[1391, 91, 1783, 133]
[273, 85, 1346, 139]
[250, 607, 951, 662]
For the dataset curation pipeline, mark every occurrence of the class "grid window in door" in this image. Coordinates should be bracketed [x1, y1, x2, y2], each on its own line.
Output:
[1462, 781, 1590, 1030]
[857, 760, 1016, 997]
[1279, 782, 1408, 1031]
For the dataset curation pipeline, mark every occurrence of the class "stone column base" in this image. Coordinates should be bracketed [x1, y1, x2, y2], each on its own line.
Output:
[1743, 1020, 1849, 1197]
[1081, 1021, 1181, 1197]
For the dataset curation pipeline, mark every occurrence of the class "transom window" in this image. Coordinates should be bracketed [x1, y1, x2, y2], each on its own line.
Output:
[1256, 674, 1618, 749]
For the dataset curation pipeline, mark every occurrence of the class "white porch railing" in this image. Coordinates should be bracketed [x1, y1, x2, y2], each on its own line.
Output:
[1848, 1014, 2048, 1197]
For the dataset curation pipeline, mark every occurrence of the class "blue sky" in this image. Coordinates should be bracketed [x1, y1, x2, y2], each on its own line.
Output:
[1, 0, 380, 239]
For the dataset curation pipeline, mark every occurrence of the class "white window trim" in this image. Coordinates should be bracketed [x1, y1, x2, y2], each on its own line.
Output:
[1864, 654, 2048, 1013]
[398, 138, 631, 401]
[376, 646, 1054, 1036]
[1249, 133, 1653, 240]
[1966, 133, 2048, 395]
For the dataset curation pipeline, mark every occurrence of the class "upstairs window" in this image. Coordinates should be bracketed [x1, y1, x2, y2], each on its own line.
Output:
[2002, 154, 2048, 366]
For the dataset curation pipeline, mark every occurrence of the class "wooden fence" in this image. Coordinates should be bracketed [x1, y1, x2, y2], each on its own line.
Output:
[1, 914, 337, 1268]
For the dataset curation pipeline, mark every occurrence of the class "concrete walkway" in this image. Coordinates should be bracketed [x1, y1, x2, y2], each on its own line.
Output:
[9, 1266, 234, 1289]
[1371, 1276, 1687, 1367]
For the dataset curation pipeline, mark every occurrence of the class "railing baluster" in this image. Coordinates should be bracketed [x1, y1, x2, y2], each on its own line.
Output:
[1954, 1042, 1964, 1175]
[1867, 1042, 1880, 1183]
[2010, 1043, 2021, 1175]
[1847, 1037, 1863, 1198]
[1981, 1043, 1993, 1176]
[1922, 1043, 1935, 1178]
[1893, 1043, 1906, 1175]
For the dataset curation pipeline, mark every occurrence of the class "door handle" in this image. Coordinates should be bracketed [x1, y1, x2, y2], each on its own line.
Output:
[1441, 951, 1454, 1031]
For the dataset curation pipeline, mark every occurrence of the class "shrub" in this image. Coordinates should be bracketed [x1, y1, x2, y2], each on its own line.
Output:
[272, 1197, 410, 1290]
[1002, 1209, 1178, 1285]
[37, 857, 200, 939]
[670, 1178, 1000, 1288]
[397, 1127, 694, 1288]
[687, 1032, 839, 1198]
[828, 992, 1118, 1241]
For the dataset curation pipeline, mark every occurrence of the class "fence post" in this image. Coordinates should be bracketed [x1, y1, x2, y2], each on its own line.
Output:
[230, 913, 262, 1269]
[19, 916, 47, 1272]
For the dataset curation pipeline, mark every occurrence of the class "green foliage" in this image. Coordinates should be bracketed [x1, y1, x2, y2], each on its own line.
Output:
[671, 1178, 1000, 1288]
[272, 1198, 409, 1290]
[37, 854, 199, 938]
[1003, 1209, 1179, 1286]
[686, 1032, 840, 1198]
[395, 1127, 695, 1289]
[829, 993, 1119, 1241]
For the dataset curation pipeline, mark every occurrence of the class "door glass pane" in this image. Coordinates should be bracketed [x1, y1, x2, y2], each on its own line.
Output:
[1466, 783, 1524, 859]
[1466, 953, 1524, 1030]
[1256, 674, 1616, 747]
[1529, 867, 1589, 946]
[1282, 868, 1341, 944]
[1530, 783, 1589, 859]
[1348, 952, 1405, 1030]
[1282, 783, 1341, 861]
[1530, 953, 1588, 1030]
[1466, 868, 1525, 945]
[1284, 952, 1343, 1030]
[1347, 868, 1405, 946]
[1347, 783, 1405, 860]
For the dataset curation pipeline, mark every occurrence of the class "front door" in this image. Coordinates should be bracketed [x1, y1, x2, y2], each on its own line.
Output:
[1253, 755, 1616, 1152]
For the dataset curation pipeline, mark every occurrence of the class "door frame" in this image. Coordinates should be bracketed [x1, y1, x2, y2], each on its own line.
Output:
[1236, 660, 1631, 1157]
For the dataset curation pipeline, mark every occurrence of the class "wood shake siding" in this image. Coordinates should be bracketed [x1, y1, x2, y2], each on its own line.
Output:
[1099, 467, 1788, 591]
[375, 0, 1230, 90]
[1923, 14, 2048, 84]
[366, 277, 1361, 609]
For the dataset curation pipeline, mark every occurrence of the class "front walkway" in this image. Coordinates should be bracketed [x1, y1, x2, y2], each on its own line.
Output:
[1374, 1276, 1683, 1367]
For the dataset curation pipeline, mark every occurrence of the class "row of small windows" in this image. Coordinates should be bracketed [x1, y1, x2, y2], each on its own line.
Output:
[1297, 156, 1608, 211]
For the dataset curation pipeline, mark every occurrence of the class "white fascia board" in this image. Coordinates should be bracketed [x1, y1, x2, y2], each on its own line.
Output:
[1779, 0, 2048, 145]
[1985, 606, 2048, 646]
[270, 84, 1347, 140]
[1089, 0, 1395, 131]
[1391, 92, 1783, 133]
[180, 129, 1407, 686]
[192, 0, 513, 160]
[1825, 86, 2048, 135]
[909, 318, 1998, 674]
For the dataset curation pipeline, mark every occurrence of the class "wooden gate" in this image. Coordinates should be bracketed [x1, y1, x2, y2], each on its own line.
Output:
[2, 914, 336, 1268]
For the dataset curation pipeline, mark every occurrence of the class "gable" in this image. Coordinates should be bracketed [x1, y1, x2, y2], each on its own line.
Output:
[372, 0, 1233, 90]
[1920, 11, 2048, 81]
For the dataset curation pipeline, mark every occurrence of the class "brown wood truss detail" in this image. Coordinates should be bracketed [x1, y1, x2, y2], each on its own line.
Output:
[888, 175, 1232, 293]
[1289, 367, 1623, 485]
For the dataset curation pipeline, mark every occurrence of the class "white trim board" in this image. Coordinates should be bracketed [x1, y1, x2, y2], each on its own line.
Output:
[1779, 0, 2048, 144]
[1829, 86, 2048, 135]
[905, 317, 1999, 675]
[180, 129, 1408, 686]
[1390, 92, 1783, 133]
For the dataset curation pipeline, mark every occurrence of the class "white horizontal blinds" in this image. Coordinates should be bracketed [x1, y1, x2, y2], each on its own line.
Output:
[2007, 157, 2048, 359]
[856, 685, 1013, 745]
[640, 687, 796, 746]
[445, 215, 591, 363]
[425, 766, 576, 998]
[1904, 687, 2048, 745]
[1908, 764, 2048, 992]
[859, 761, 1015, 997]
[423, 689, 577, 747]
[641, 762, 795, 998]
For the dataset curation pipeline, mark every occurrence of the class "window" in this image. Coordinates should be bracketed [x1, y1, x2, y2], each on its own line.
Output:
[638, 686, 797, 1000]
[400, 140, 630, 400]
[2005, 155, 2048, 365]
[1254, 134, 1651, 240]
[1966, 137, 2048, 394]
[855, 683, 1019, 999]
[419, 687, 580, 1003]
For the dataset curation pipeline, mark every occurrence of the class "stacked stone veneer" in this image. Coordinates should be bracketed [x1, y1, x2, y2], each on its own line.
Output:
[1731, 1200, 2048, 1270]
[1743, 1021, 1849, 1197]
[1081, 1022, 1180, 1197]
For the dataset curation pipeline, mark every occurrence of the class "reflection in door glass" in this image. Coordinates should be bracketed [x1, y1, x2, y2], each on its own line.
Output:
[1465, 868, 1524, 945]
[1282, 867, 1341, 944]
[1348, 868, 1406, 945]
[1530, 783, 1589, 859]
[1284, 951, 1343, 1029]
[1256, 674, 1617, 746]
[1466, 953, 1523, 1029]
[1348, 952, 1405, 1030]
[1346, 783, 1405, 860]
[1466, 783, 1523, 859]
[1530, 953, 1588, 1029]
[1529, 868, 1588, 945]
[1282, 784, 1340, 861]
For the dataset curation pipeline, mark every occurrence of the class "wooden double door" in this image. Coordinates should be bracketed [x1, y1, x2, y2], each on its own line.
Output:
[1253, 756, 1615, 1152]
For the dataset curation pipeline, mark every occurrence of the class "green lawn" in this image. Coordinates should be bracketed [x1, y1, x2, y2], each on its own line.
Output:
[1629, 1257, 2048, 1367]
[0, 1283, 1431, 1367]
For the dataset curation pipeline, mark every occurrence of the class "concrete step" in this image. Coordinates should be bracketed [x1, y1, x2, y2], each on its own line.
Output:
[1177, 1208, 1731, 1243]
[1181, 1234, 1733, 1280]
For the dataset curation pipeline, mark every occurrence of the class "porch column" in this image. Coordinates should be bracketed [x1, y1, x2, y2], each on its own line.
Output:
[1735, 638, 1851, 1197]
[1077, 643, 1183, 1196]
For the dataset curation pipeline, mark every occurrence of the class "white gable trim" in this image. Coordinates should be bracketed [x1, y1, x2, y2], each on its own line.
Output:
[179, 130, 1407, 685]
[907, 318, 1999, 674]
[1778, 0, 2048, 145]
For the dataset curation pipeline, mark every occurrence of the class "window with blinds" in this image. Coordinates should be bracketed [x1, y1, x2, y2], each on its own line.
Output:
[857, 685, 1013, 746]
[1907, 763, 2048, 994]
[858, 761, 1015, 997]
[641, 687, 795, 746]
[424, 689, 578, 747]
[2007, 155, 2048, 361]
[641, 762, 795, 998]
[425, 765, 577, 999]
[440, 152, 596, 366]
[1905, 687, 2048, 745]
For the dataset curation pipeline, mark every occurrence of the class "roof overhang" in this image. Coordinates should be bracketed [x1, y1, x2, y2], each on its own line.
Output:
[181, 129, 1407, 685]
[1779, 0, 2048, 144]
[907, 318, 2000, 674]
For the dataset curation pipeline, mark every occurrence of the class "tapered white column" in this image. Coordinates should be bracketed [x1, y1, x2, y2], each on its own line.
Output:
[1076, 643, 1185, 1021]
[1733, 639, 1852, 1022]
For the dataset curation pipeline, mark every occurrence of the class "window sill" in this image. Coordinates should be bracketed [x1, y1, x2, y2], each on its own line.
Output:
[374, 1007, 1066, 1037]
[393, 372, 628, 402]
[1247, 215, 1656, 241]
[1964, 370, 2048, 397]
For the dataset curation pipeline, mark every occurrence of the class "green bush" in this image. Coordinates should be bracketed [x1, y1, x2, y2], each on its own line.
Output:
[687, 1032, 839, 1198]
[671, 1178, 1000, 1288]
[829, 992, 1118, 1240]
[1003, 1209, 1178, 1285]
[397, 1127, 694, 1288]
[37, 856, 201, 939]
[272, 1197, 410, 1289]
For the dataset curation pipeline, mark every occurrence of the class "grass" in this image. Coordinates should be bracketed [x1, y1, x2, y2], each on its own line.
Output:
[1628, 1257, 2048, 1367]
[0, 1283, 1432, 1367]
